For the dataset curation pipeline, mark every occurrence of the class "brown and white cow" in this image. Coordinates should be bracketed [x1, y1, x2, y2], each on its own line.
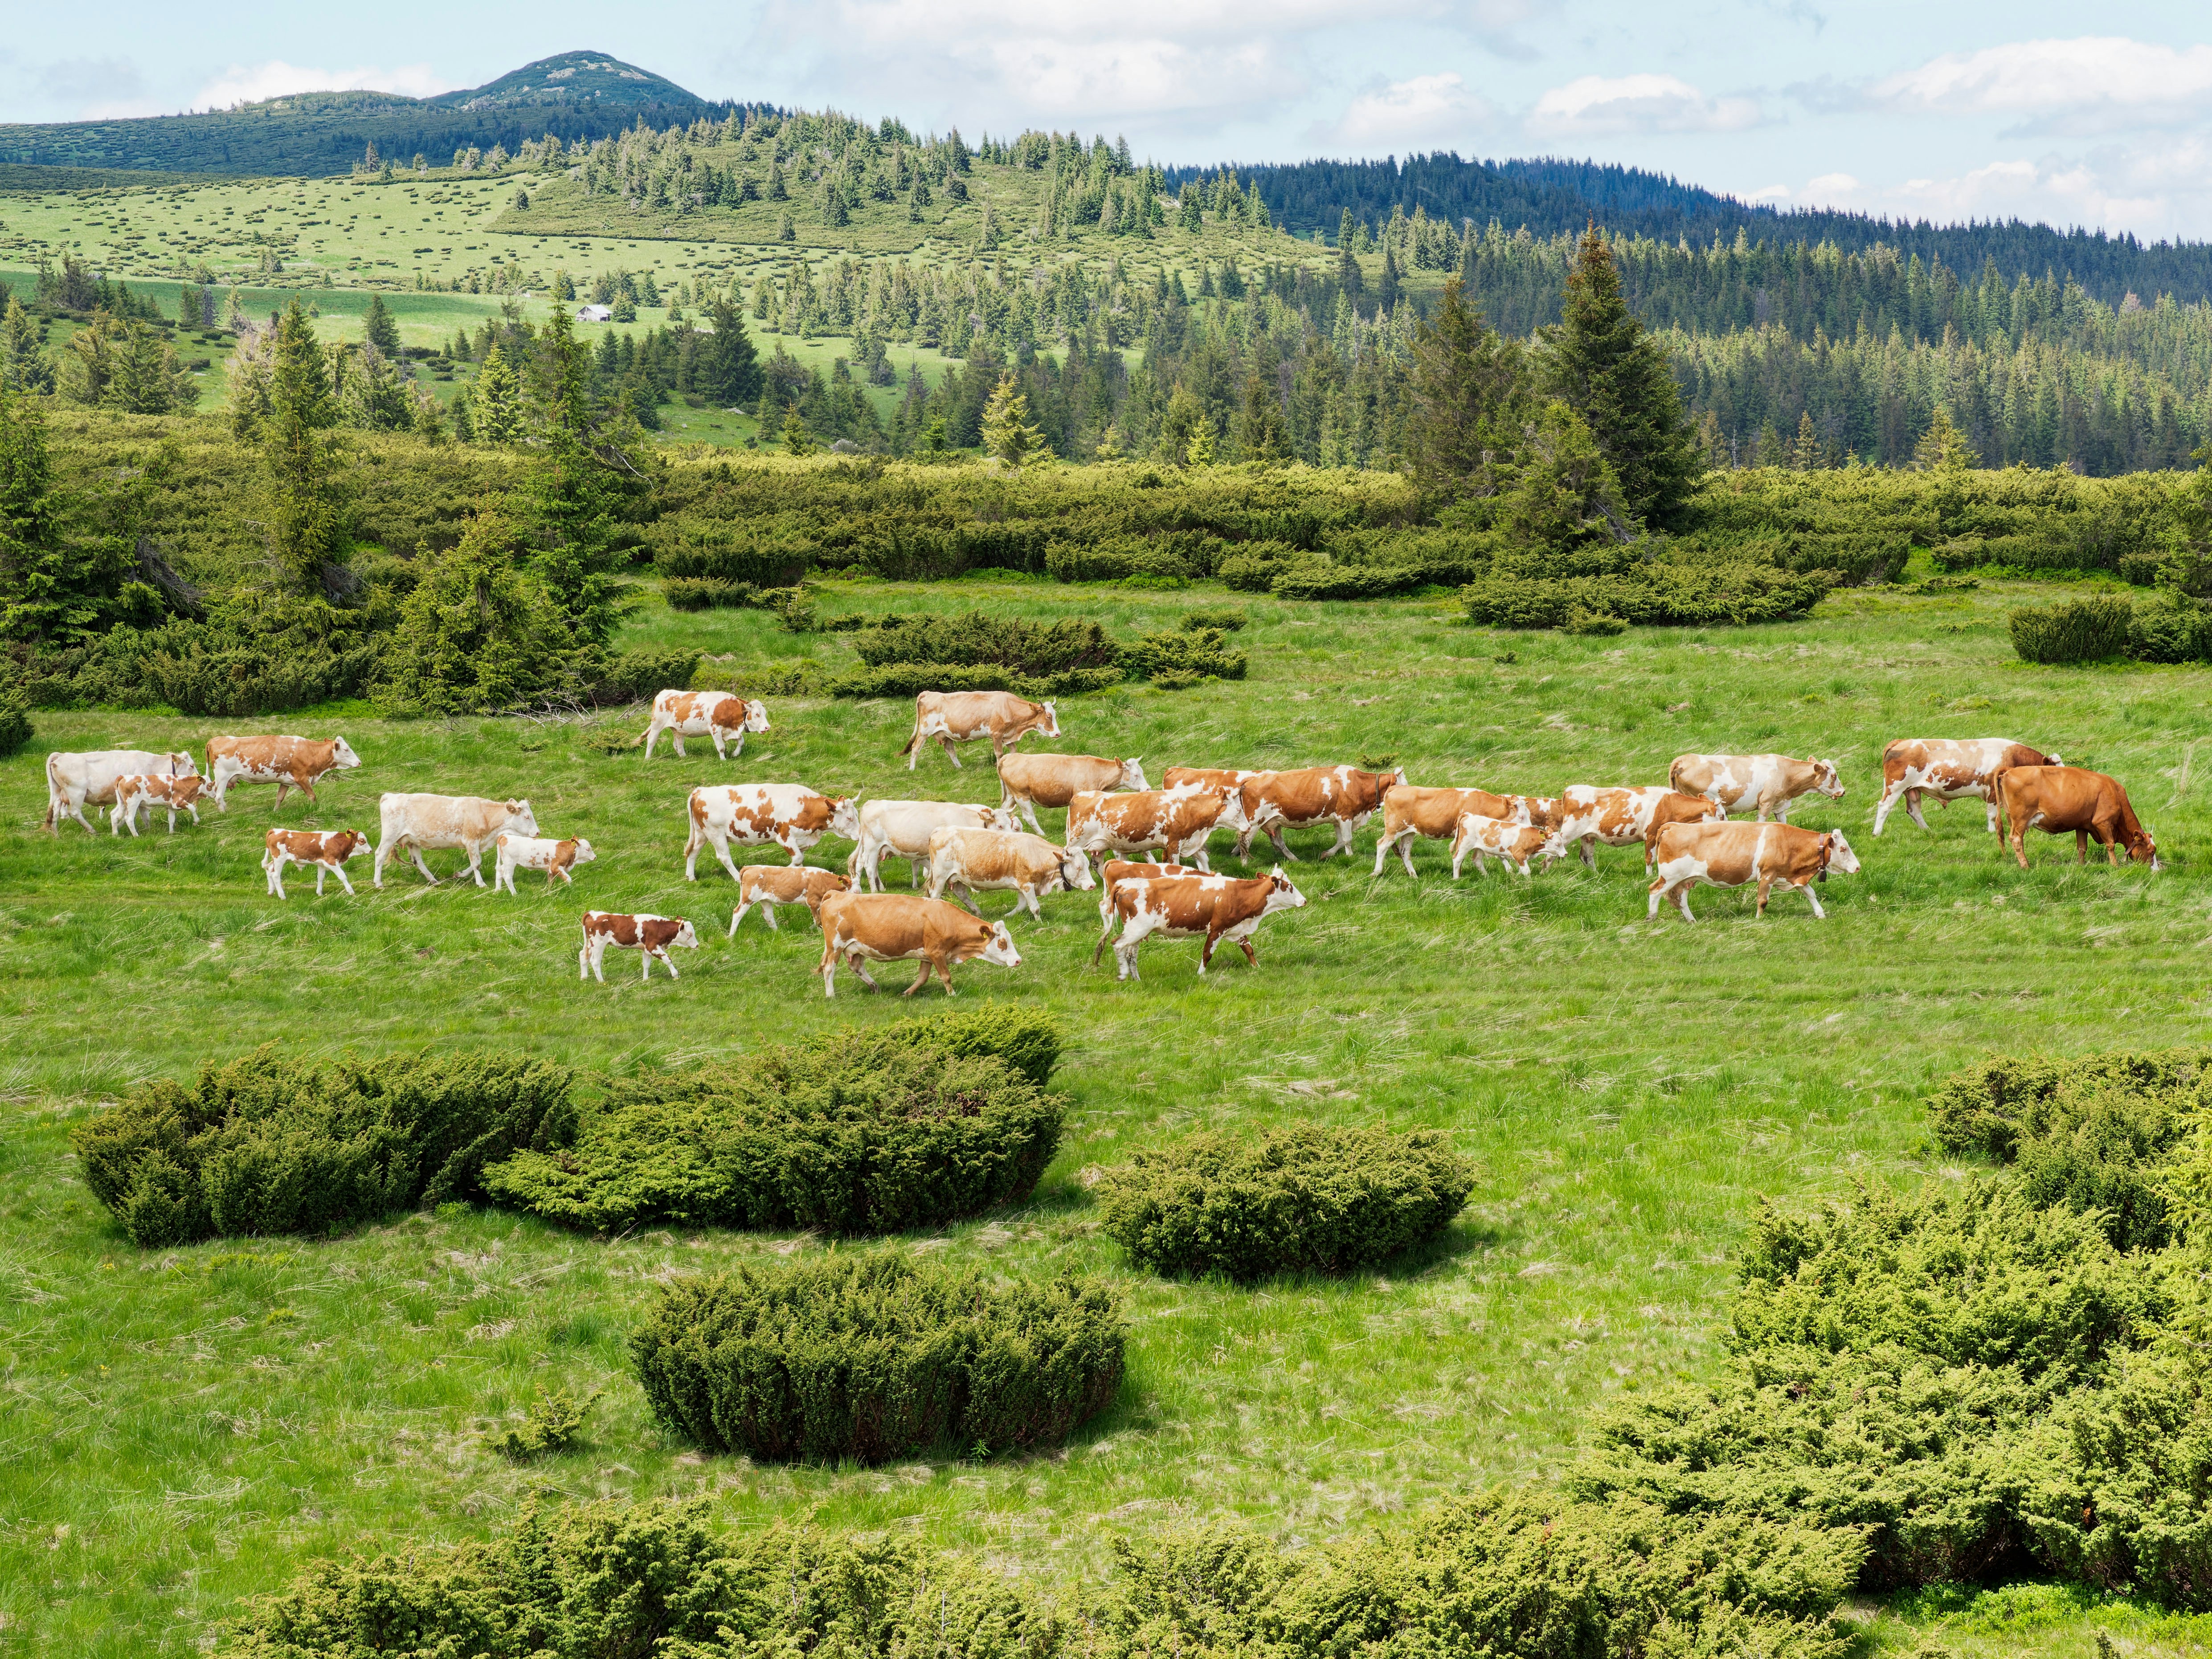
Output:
[1096, 869, 1307, 981]
[205, 735, 361, 813]
[263, 829, 372, 898]
[1873, 739, 2063, 836]
[374, 793, 538, 888]
[901, 690, 1060, 770]
[727, 865, 850, 935]
[1647, 821, 1862, 923]
[494, 834, 595, 895]
[1670, 753, 1845, 822]
[110, 773, 208, 836]
[1993, 765, 2158, 870]
[1372, 786, 1527, 877]
[580, 911, 700, 981]
[925, 826, 1096, 919]
[1556, 786, 1727, 871]
[641, 691, 770, 761]
[1236, 765, 1407, 861]
[851, 799, 1022, 891]
[814, 891, 1022, 997]
[1450, 814, 1569, 879]
[1093, 858, 1216, 924]
[1161, 766, 1263, 797]
[1065, 784, 1251, 874]
[996, 752, 1148, 834]
[44, 749, 195, 835]
[685, 784, 862, 881]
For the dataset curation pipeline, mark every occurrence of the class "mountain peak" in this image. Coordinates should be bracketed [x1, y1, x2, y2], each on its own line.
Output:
[427, 52, 706, 113]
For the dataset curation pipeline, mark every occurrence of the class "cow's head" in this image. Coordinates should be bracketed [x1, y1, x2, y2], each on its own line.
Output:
[507, 800, 539, 835]
[2129, 825, 2160, 870]
[1216, 788, 1253, 834]
[1118, 756, 1149, 792]
[672, 920, 702, 951]
[1536, 827, 1570, 865]
[2041, 752, 2064, 768]
[169, 752, 199, 776]
[331, 738, 362, 769]
[1263, 868, 1307, 912]
[1823, 831, 1861, 875]
[1811, 759, 1846, 799]
[1059, 850, 1097, 892]
[570, 839, 598, 866]
[340, 832, 373, 860]
[829, 796, 863, 841]
[744, 699, 772, 733]
[1039, 701, 1062, 739]
[980, 921, 1022, 968]
[985, 805, 1023, 833]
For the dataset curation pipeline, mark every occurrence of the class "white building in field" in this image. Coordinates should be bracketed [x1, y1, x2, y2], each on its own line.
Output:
[576, 304, 613, 323]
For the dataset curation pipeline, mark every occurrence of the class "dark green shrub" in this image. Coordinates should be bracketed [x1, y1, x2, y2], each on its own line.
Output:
[1928, 1048, 2212, 1163]
[630, 1253, 1125, 1461]
[2126, 588, 2212, 662]
[1118, 628, 1247, 683]
[663, 576, 760, 610]
[1463, 564, 1834, 629]
[1218, 541, 1298, 591]
[491, 1385, 600, 1461]
[829, 661, 1123, 700]
[0, 685, 31, 756]
[478, 1008, 1065, 1234]
[1565, 605, 1628, 636]
[653, 517, 813, 586]
[1095, 1126, 1475, 1279]
[1182, 607, 1246, 632]
[850, 611, 1119, 675]
[73, 1047, 575, 1249]
[584, 647, 701, 706]
[1268, 560, 1419, 601]
[1044, 536, 1192, 584]
[2009, 595, 2133, 663]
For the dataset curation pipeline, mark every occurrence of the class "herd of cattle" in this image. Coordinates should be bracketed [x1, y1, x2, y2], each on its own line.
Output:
[36, 688, 2164, 993]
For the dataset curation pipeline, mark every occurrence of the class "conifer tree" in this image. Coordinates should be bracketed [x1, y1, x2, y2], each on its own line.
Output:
[981, 373, 1046, 469]
[1754, 421, 1785, 468]
[1406, 278, 1525, 492]
[1236, 371, 1287, 462]
[782, 406, 816, 455]
[470, 343, 524, 445]
[1378, 242, 1401, 312]
[362, 293, 401, 356]
[0, 298, 49, 394]
[1913, 407, 1979, 471]
[696, 298, 764, 407]
[1789, 411, 1824, 471]
[262, 299, 346, 594]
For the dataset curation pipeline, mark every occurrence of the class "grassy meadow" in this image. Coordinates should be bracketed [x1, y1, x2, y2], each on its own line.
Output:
[1, 573, 2207, 1655]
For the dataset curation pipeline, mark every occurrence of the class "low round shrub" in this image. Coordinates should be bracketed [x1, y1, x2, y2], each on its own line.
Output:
[2008, 594, 2133, 663]
[631, 1253, 1124, 1462]
[0, 686, 31, 758]
[1094, 1125, 1476, 1280]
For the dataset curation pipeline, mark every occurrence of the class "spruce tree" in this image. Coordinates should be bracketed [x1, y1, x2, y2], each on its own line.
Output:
[1406, 277, 1525, 492]
[782, 406, 815, 455]
[1378, 242, 1400, 312]
[1540, 227, 1701, 529]
[1235, 371, 1287, 462]
[1789, 411, 1824, 471]
[470, 343, 524, 444]
[1754, 421, 1785, 468]
[362, 292, 401, 356]
[262, 299, 346, 594]
[0, 298, 49, 393]
[516, 304, 643, 648]
[980, 374, 1046, 469]
[1913, 407, 1979, 471]
[697, 298, 763, 406]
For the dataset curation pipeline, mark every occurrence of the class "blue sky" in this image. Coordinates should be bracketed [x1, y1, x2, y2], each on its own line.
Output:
[8, 2, 2211, 240]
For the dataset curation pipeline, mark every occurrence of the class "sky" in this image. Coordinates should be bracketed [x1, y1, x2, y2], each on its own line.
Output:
[7, 2, 2212, 241]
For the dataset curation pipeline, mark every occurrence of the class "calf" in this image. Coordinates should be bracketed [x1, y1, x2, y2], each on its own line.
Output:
[728, 865, 850, 935]
[1450, 814, 1568, 879]
[580, 912, 700, 981]
[1065, 784, 1250, 874]
[1097, 869, 1307, 981]
[263, 829, 372, 898]
[902, 690, 1059, 770]
[997, 752, 1147, 834]
[110, 773, 207, 836]
[1373, 786, 1525, 877]
[1647, 821, 1862, 922]
[814, 891, 1022, 997]
[925, 827, 1095, 919]
[1874, 739, 2062, 836]
[851, 800, 1021, 892]
[375, 793, 538, 889]
[1237, 765, 1406, 861]
[494, 834, 595, 895]
[44, 749, 195, 835]
[1670, 753, 1845, 822]
[685, 784, 861, 881]
[1555, 786, 1726, 871]
[1993, 765, 2158, 870]
[205, 735, 361, 813]
[641, 691, 770, 761]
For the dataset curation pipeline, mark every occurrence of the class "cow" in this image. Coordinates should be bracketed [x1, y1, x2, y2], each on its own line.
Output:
[1372, 786, 1528, 877]
[1064, 784, 1251, 874]
[1096, 869, 1307, 981]
[1236, 766, 1408, 861]
[850, 800, 1022, 892]
[1873, 739, 2064, 836]
[205, 735, 361, 813]
[925, 827, 1096, 919]
[997, 752, 1148, 835]
[814, 891, 1022, 997]
[263, 829, 372, 899]
[43, 749, 195, 835]
[110, 773, 207, 837]
[494, 834, 595, 895]
[1993, 765, 2159, 870]
[1450, 814, 1568, 879]
[640, 691, 771, 761]
[901, 691, 1060, 770]
[1094, 858, 1215, 925]
[1670, 753, 1845, 822]
[1647, 821, 1862, 923]
[373, 793, 538, 889]
[727, 865, 850, 935]
[684, 784, 861, 882]
[1161, 766, 1263, 797]
[1498, 794, 1569, 833]
[580, 912, 701, 981]
[1555, 786, 1728, 872]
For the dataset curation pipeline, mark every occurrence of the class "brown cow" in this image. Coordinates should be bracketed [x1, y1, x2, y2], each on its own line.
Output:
[1064, 784, 1250, 873]
[1450, 814, 1568, 879]
[1555, 786, 1726, 871]
[110, 772, 208, 836]
[996, 752, 1148, 834]
[1993, 765, 2159, 870]
[1094, 858, 1213, 924]
[580, 911, 701, 981]
[1670, 753, 1845, 822]
[1874, 738, 2063, 836]
[263, 829, 372, 898]
[642, 691, 771, 761]
[1648, 821, 1863, 922]
[925, 827, 1095, 919]
[902, 691, 1059, 770]
[814, 891, 1022, 997]
[1096, 869, 1308, 980]
[1372, 786, 1525, 877]
[1237, 765, 1407, 861]
[207, 735, 362, 813]
[1161, 766, 1263, 797]
[728, 865, 850, 935]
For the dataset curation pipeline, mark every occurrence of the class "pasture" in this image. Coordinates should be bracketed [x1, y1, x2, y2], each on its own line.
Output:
[1, 574, 2205, 1656]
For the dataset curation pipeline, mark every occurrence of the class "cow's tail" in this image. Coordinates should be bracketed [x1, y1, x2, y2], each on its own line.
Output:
[40, 751, 61, 832]
[900, 697, 926, 758]
[1990, 770, 2010, 847]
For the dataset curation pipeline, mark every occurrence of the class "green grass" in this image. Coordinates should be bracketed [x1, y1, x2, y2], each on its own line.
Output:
[0, 575, 2204, 1654]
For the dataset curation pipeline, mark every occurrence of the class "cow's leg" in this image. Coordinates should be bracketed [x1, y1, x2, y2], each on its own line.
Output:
[464, 844, 488, 887]
[672, 734, 688, 758]
[1371, 830, 1397, 878]
[1756, 877, 1772, 918]
[580, 940, 592, 980]
[332, 865, 357, 897]
[710, 731, 728, 761]
[711, 832, 744, 885]
[1198, 928, 1219, 974]
[274, 782, 292, 812]
[298, 779, 319, 809]
[495, 861, 513, 896]
[642, 721, 660, 760]
[1646, 876, 1664, 919]
[588, 938, 607, 983]
[1902, 788, 1932, 832]
[783, 835, 805, 870]
[1191, 848, 1213, 874]
[1016, 797, 1045, 836]
[1578, 835, 1596, 871]
[408, 845, 440, 884]
[936, 958, 958, 996]
[909, 856, 925, 890]
[847, 952, 881, 991]
[1872, 780, 1900, 834]
[1239, 938, 1259, 966]
[903, 960, 936, 997]
[1671, 882, 1697, 923]
[728, 901, 753, 937]
[267, 858, 287, 900]
[2012, 822, 2030, 870]
[940, 735, 962, 767]
[1021, 885, 1043, 920]
[65, 795, 96, 835]
[109, 800, 126, 836]
[1325, 821, 1355, 860]
[1983, 796, 2001, 835]
[1451, 836, 1470, 881]
[1800, 882, 1826, 919]
[1268, 825, 1296, 861]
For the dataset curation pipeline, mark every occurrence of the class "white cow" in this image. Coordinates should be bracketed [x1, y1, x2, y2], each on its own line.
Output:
[43, 749, 196, 835]
[924, 826, 1096, 919]
[374, 793, 539, 888]
[493, 834, 596, 895]
[850, 800, 1020, 892]
[641, 691, 771, 761]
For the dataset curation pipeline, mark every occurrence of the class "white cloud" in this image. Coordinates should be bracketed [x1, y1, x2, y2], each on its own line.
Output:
[1871, 37, 2212, 131]
[1527, 73, 1763, 137]
[1313, 73, 1493, 151]
[1778, 150, 2205, 241]
[195, 60, 452, 110]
